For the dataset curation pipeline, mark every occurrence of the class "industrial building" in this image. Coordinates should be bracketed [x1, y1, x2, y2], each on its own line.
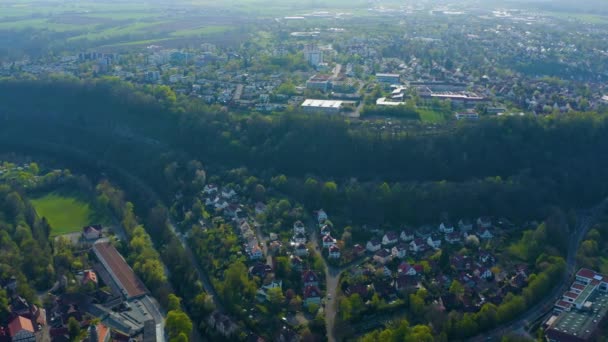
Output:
[545, 268, 608, 342]
[301, 99, 344, 114]
[306, 74, 332, 92]
[375, 73, 401, 84]
[93, 242, 149, 300]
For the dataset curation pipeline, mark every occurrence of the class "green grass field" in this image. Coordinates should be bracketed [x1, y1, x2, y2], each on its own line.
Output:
[31, 193, 99, 237]
[418, 108, 448, 123]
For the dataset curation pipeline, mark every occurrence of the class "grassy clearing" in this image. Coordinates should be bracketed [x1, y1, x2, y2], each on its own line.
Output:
[418, 108, 448, 123]
[31, 192, 103, 237]
[170, 25, 232, 37]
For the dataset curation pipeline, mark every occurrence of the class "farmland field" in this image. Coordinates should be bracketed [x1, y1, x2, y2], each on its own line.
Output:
[31, 192, 102, 237]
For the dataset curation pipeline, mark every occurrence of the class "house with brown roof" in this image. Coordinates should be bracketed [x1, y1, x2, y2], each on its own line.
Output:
[82, 225, 102, 241]
[92, 242, 149, 300]
[8, 316, 35, 342]
[373, 249, 392, 265]
[382, 232, 399, 246]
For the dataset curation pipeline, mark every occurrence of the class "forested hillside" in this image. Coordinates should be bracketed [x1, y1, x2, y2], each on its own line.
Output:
[0, 78, 607, 220]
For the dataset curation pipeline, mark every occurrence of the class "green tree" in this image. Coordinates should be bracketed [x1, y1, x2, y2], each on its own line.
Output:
[168, 294, 182, 311]
[166, 310, 193, 339]
[449, 280, 465, 298]
[67, 317, 81, 342]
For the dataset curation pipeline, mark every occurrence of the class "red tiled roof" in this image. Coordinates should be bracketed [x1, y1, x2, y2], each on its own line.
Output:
[83, 270, 97, 284]
[563, 291, 578, 299]
[398, 262, 413, 273]
[577, 268, 596, 279]
[556, 300, 572, 309]
[8, 316, 34, 337]
[97, 324, 109, 342]
[572, 283, 586, 290]
[322, 235, 335, 242]
[93, 242, 148, 299]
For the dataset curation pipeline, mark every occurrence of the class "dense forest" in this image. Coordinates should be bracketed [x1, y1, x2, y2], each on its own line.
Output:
[0, 78, 607, 225]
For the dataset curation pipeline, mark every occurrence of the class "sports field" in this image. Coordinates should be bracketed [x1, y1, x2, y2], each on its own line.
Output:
[31, 193, 96, 237]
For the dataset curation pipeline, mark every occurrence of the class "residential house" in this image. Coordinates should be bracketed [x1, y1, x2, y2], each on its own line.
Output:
[322, 234, 336, 249]
[479, 251, 496, 265]
[395, 275, 419, 291]
[294, 243, 308, 257]
[316, 209, 328, 224]
[302, 270, 319, 288]
[458, 219, 473, 232]
[391, 244, 408, 259]
[320, 225, 331, 237]
[254, 202, 267, 215]
[8, 316, 35, 342]
[439, 222, 455, 234]
[203, 184, 218, 195]
[346, 284, 369, 299]
[221, 188, 237, 200]
[409, 238, 427, 253]
[373, 249, 393, 265]
[225, 204, 242, 219]
[269, 240, 281, 254]
[445, 232, 462, 244]
[293, 233, 307, 245]
[400, 230, 415, 242]
[249, 245, 264, 260]
[451, 255, 472, 271]
[427, 234, 442, 249]
[477, 217, 492, 229]
[293, 221, 306, 235]
[366, 239, 381, 253]
[398, 262, 417, 276]
[352, 244, 366, 257]
[382, 231, 399, 246]
[458, 273, 477, 289]
[477, 228, 494, 240]
[377, 266, 392, 277]
[214, 199, 229, 211]
[303, 286, 322, 307]
[290, 256, 304, 271]
[329, 245, 341, 259]
[510, 271, 528, 289]
[373, 280, 397, 300]
[82, 225, 102, 241]
[475, 267, 493, 280]
[256, 281, 282, 302]
[249, 263, 273, 279]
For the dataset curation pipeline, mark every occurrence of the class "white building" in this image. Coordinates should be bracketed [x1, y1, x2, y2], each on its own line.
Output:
[304, 45, 323, 66]
[301, 99, 344, 114]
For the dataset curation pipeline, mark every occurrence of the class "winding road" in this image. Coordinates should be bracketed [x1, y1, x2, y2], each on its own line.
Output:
[308, 220, 369, 342]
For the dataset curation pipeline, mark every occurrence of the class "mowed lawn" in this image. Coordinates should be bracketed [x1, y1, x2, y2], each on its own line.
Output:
[31, 193, 95, 237]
